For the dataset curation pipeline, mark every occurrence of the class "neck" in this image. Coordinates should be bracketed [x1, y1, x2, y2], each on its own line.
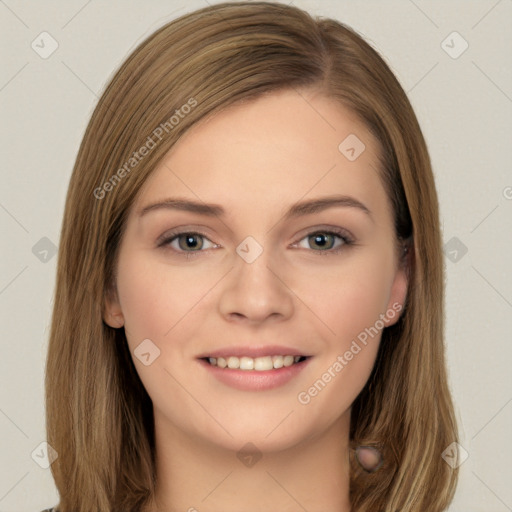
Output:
[143, 413, 352, 512]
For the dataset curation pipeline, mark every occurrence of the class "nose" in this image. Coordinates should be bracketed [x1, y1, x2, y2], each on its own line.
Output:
[217, 246, 294, 325]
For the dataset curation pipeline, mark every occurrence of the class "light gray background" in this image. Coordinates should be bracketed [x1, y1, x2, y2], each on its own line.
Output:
[1, 1, 511, 511]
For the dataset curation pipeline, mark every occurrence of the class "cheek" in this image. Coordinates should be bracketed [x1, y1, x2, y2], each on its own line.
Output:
[116, 252, 215, 344]
[290, 252, 394, 412]
[115, 255, 216, 424]
[292, 251, 395, 344]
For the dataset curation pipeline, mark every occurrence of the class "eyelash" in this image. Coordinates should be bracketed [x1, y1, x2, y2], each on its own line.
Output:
[157, 228, 354, 259]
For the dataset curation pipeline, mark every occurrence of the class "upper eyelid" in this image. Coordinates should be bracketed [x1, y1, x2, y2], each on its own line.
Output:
[294, 226, 354, 243]
[158, 222, 354, 239]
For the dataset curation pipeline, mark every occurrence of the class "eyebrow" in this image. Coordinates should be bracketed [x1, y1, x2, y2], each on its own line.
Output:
[138, 194, 372, 220]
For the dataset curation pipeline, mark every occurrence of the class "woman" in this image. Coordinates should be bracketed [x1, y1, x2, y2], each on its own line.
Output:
[44, 2, 459, 511]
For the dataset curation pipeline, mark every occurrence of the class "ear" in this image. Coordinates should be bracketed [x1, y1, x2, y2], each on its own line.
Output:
[383, 243, 410, 327]
[103, 281, 125, 329]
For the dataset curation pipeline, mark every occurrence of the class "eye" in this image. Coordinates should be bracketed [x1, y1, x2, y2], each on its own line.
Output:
[295, 230, 352, 253]
[158, 228, 353, 257]
[159, 231, 218, 252]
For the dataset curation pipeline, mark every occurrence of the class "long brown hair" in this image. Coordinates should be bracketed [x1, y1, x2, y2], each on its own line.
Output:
[45, 2, 459, 510]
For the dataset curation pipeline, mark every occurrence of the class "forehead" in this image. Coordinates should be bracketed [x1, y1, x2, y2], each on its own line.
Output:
[133, 88, 388, 220]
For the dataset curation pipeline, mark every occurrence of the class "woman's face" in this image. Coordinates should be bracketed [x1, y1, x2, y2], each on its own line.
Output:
[104, 88, 407, 453]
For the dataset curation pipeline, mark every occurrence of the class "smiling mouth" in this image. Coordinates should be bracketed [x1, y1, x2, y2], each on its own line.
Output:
[202, 355, 310, 371]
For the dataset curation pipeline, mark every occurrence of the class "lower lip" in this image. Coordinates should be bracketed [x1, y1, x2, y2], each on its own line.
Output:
[198, 358, 311, 391]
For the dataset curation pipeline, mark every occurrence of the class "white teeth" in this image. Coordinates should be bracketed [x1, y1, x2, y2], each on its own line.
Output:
[227, 356, 239, 369]
[272, 355, 284, 368]
[283, 355, 295, 367]
[254, 356, 273, 371]
[206, 355, 305, 370]
[239, 356, 254, 370]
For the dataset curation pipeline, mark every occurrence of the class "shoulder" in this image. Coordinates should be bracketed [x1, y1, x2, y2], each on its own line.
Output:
[40, 508, 56, 512]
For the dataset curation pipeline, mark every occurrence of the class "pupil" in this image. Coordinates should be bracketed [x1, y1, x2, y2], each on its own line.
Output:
[180, 234, 202, 250]
[311, 233, 332, 249]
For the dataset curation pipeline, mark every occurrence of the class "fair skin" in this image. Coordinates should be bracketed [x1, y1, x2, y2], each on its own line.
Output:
[104, 88, 407, 512]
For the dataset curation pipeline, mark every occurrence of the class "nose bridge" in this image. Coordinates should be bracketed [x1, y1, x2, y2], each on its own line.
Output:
[217, 236, 294, 322]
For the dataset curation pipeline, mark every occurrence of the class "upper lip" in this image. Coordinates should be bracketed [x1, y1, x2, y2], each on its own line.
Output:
[197, 345, 311, 359]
